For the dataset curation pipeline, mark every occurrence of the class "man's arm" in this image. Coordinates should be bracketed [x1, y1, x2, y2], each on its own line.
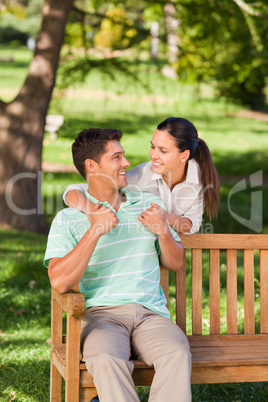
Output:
[48, 203, 119, 293]
[138, 203, 184, 272]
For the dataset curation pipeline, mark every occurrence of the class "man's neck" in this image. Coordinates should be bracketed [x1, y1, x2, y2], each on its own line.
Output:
[87, 184, 123, 212]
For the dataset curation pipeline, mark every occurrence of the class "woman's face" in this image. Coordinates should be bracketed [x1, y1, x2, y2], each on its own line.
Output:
[149, 129, 188, 177]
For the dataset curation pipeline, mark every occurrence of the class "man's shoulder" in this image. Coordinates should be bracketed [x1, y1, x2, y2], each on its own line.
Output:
[52, 207, 86, 224]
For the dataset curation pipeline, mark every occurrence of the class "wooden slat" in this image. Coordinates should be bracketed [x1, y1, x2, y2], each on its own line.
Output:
[210, 249, 220, 335]
[260, 250, 268, 334]
[50, 289, 63, 402]
[226, 249, 237, 334]
[191, 365, 268, 384]
[188, 334, 268, 343]
[180, 234, 268, 250]
[65, 315, 82, 402]
[244, 250, 255, 334]
[192, 249, 203, 335]
[176, 253, 186, 333]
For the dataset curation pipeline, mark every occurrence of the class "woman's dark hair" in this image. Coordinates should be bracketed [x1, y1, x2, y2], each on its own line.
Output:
[157, 117, 220, 220]
[72, 128, 122, 179]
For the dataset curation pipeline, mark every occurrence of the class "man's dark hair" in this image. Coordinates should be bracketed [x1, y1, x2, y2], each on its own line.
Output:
[72, 128, 123, 179]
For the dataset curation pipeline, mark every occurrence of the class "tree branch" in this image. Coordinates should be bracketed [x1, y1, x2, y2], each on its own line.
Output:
[232, 0, 267, 18]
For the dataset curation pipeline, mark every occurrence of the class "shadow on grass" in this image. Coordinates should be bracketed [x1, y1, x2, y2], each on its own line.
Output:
[0, 360, 50, 401]
[213, 150, 268, 176]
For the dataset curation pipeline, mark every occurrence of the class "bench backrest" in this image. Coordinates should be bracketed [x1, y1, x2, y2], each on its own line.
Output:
[172, 234, 268, 336]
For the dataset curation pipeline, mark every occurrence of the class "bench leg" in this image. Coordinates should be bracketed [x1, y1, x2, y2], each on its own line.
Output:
[50, 363, 62, 402]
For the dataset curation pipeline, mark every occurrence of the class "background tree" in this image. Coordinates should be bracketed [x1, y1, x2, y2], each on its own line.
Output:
[175, 0, 268, 109]
[0, 0, 74, 233]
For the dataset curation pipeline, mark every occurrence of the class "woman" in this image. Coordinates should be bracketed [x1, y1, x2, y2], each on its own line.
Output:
[63, 117, 220, 233]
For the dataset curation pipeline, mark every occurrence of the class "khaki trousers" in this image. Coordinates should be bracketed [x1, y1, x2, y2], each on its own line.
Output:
[81, 304, 192, 402]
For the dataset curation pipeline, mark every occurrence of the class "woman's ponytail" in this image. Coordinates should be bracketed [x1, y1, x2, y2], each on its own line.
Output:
[194, 138, 220, 220]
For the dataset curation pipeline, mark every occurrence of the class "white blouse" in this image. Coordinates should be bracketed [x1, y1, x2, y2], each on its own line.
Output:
[62, 159, 204, 233]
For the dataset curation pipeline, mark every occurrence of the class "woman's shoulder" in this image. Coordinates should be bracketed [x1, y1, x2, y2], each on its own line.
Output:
[127, 161, 153, 180]
[126, 161, 154, 190]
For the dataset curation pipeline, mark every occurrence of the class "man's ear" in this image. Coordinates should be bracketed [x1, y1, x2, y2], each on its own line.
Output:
[181, 150, 190, 163]
[85, 158, 98, 173]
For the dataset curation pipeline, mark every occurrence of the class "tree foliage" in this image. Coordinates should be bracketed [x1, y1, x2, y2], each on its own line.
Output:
[175, 0, 268, 108]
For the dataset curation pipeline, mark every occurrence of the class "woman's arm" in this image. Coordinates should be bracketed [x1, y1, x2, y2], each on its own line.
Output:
[165, 212, 192, 233]
[63, 183, 95, 214]
[65, 189, 95, 214]
[150, 203, 192, 233]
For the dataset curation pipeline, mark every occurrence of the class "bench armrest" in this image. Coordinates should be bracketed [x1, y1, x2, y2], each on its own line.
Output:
[52, 288, 85, 317]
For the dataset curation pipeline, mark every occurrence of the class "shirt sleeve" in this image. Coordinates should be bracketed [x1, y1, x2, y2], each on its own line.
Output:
[43, 211, 77, 267]
[182, 190, 204, 234]
[62, 183, 88, 205]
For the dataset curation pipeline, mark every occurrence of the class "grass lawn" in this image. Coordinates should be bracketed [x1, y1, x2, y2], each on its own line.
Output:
[0, 45, 268, 401]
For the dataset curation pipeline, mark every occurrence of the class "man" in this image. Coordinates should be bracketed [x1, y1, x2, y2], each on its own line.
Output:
[44, 128, 191, 402]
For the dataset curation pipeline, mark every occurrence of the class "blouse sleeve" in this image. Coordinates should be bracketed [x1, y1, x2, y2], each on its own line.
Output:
[62, 183, 88, 205]
[126, 162, 157, 193]
[182, 190, 204, 234]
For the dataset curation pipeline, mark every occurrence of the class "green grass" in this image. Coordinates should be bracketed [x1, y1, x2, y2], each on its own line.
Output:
[0, 46, 268, 400]
[0, 229, 50, 401]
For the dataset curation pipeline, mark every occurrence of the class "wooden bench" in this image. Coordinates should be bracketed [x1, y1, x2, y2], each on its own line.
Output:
[50, 234, 268, 401]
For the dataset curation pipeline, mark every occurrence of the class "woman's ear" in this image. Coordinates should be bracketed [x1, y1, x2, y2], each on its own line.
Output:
[85, 158, 98, 173]
[181, 150, 190, 163]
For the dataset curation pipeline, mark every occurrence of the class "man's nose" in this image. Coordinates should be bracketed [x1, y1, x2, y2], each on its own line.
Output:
[122, 156, 130, 167]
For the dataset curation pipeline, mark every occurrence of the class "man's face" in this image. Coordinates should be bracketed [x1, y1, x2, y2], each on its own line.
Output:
[95, 140, 130, 190]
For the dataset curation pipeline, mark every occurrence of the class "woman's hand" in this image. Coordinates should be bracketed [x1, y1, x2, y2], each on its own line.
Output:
[90, 202, 119, 236]
[138, 202, 168, 237]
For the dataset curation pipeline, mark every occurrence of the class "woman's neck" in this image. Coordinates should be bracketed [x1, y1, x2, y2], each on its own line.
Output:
[162, 162, 188, 191]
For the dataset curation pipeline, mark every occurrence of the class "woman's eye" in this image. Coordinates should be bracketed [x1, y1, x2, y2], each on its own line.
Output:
[161, 150, 166, 153]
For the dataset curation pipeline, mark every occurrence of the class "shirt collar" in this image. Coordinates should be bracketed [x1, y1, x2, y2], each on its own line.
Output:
[186, 159, 201, 184]
[84, 188, 138, 209]
[150, 159, 200, 185]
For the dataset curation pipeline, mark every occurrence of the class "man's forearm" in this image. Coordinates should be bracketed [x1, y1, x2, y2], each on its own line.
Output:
[158, 230, 184, 272]
[48, 225, 101, 293]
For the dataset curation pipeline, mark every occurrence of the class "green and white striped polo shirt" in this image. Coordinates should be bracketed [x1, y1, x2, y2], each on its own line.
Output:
[44, 189, 180, 318]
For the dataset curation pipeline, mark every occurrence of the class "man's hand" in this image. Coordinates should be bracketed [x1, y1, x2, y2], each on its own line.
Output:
[138, 202, 168, 237]
[90, 202, 119, 235]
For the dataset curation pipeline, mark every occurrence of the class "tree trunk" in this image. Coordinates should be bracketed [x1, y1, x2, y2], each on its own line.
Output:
[162, 1, 179, 79]
[164, 1, 179, 64]
[0, 0, 74, 233]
